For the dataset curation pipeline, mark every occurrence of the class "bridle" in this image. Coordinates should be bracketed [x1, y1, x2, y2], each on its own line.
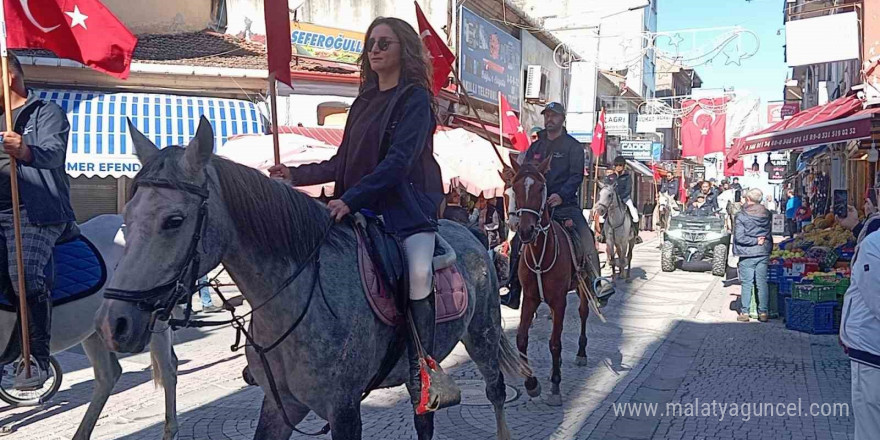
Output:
[595, 183, 626, 230]
[513, 172, 551, 240]
[512, 171, 558, 301]
[103, 175, 210, 328]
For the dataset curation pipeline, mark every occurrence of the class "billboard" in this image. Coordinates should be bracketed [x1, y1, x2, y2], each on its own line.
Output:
[786, 12, 860, 67]
[290, 22, 365, 64]
[620, 140, 653, 161]
[459, 7, 522, 110]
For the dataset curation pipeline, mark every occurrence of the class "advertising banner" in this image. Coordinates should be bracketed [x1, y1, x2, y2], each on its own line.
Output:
[636, 114, 658, 133]
[290, 22, 365, 64]
[620, 140, 652, 161]
[459, 7, 522, 110]
[606, 113, 630, 136]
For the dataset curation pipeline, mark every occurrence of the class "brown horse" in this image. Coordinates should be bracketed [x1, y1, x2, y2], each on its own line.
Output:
[509, 157, 592, 407]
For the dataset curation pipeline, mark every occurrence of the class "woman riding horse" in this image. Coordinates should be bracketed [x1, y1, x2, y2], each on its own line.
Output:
[268, 17, 457, 413]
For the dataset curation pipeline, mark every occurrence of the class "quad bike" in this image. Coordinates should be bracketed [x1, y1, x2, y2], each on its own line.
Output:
[661, 214, 730, 277]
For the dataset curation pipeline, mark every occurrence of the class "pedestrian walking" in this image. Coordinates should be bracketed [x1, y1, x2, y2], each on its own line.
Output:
[784, 189, 801, 237]
[197, 276, 221, 313]
[734, 188, 772, 322]
[838, 211, 880, 440]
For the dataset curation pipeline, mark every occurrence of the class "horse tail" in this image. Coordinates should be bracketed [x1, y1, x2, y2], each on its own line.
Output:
[498, 335, 533, 379]
[150, 349, 164, 389]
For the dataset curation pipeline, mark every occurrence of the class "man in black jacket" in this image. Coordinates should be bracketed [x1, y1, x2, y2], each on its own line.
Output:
[502, 102, 604, 309]
[0, 54, 74, 390]
[659, 172, 679, 199]
[733, 188, 773, 322]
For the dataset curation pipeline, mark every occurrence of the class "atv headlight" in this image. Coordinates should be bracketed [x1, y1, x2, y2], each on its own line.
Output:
[704, 231, 725, 241]
[666, 229, 684, 239]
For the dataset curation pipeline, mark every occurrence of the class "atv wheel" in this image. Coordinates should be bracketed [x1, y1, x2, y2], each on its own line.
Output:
[712, 244, 728, 277]
[661, 241, 675, 272]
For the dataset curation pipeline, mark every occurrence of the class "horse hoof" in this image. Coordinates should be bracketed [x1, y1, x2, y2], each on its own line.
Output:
[525, 378, 542, 398]
[575, 356, 588, 366]
[625, 279, 632, 284]
[545, 393, 562, 407]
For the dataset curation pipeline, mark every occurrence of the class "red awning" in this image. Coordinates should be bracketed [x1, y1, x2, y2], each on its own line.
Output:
[277, 126, 344, 147]
[727, 95, 872, 164]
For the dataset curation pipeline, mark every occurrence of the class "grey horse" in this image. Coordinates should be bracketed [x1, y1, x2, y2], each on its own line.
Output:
[95, 118, 529, 440]
[0, 214, 181, 440]
[594, 182, 637, 282]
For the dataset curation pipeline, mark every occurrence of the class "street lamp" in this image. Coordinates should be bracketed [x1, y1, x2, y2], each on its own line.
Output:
[763, 152, 773, 173]
[751, 156, 760, 173]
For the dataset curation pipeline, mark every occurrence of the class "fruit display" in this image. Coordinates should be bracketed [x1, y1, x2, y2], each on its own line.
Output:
[793, 223, 854, 249]
[771, 249, 804, 259]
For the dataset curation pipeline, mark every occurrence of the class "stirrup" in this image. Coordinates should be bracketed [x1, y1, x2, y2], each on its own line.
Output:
[415, 356, 461, 414]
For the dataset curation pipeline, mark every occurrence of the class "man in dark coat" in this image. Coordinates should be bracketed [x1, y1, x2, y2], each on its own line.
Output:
[0, 53, 75, 389]
[733, 188, 773, 322]
[502, 102, 604, 309]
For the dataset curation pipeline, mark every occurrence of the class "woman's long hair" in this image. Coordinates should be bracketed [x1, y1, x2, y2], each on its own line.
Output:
[358, 17, 438, 113]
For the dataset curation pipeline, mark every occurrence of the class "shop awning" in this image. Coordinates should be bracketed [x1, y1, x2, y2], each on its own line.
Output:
[728, 95, 872, 165]
[35, 89, 266, 178]
[626, 159, 655, 178]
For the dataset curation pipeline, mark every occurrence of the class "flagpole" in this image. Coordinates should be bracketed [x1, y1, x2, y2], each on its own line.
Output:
[0, 3, 32, 378]
[449, 66, 507, 167]
[268, 73, 281, 166]
[498, 91, 504, 152]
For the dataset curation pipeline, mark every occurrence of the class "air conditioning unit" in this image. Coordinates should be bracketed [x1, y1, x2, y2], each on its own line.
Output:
[525, 65, 549, 102]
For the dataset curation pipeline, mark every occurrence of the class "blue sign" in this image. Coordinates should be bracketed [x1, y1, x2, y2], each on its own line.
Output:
[459, 7, 522, 111]
[652, 142, 663, 162]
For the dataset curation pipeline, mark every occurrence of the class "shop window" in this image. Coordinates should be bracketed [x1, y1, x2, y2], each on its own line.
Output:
[70, 176, 118, 223]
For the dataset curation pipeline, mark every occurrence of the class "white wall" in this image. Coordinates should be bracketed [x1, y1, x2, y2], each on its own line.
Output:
[302, 0, 449, 38]
[520, 31, 566, 132]
[103, 0, 214, 34]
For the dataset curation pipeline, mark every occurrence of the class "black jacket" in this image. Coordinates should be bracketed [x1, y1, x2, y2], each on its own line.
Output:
[8, 93, 74, 225]
[660, 178, 678, 198]
[521, 128, 585, 208]
[686, 203, 714, 217]
[615, 170, 633, 202]
[733, 203, 773, 257]
[690, 188, 719, 212]
[292, 82, 443, 237]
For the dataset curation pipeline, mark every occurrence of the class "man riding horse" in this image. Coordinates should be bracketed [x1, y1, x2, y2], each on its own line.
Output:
[502, 102, 606, 309]
[0, 53, 75, 390]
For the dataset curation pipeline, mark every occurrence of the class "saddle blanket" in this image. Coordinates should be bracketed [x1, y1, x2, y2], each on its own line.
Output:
[356, 229, 468, 326]
[0, 235, 106, 312]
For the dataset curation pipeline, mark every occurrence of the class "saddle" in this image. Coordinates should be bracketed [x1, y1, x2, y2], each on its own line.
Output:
[354, 214, 468, 326]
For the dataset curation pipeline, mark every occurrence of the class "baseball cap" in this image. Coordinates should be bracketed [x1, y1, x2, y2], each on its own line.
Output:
[541, 102, 566, 115]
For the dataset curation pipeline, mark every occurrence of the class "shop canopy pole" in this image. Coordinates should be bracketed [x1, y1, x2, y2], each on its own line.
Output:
[0, 2, 32, 378]
[268, 73, 281, 166]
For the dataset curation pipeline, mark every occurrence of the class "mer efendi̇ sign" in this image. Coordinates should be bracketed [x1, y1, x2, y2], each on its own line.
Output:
[459, 7, 522, 111]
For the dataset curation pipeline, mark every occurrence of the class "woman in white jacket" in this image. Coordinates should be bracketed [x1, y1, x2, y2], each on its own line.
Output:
[839, 211, 880, 440]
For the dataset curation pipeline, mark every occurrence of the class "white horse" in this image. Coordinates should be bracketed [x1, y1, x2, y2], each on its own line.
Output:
[0, 214, 180, 440]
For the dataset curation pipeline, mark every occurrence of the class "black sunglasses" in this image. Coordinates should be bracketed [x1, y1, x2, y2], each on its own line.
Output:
[366, 37, 400, 52]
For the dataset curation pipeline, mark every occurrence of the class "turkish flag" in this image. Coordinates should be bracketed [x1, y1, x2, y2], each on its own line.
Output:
[415, 1, 454, 95]
[3, 0, 137, 79]
[678, 171, 688, 203]
[500, 94, 530, 152]
[591, 108, 606, 157]
[681, 98, 728, 157]
[724, 140, 745, 177]
[264, 0, 292, 87]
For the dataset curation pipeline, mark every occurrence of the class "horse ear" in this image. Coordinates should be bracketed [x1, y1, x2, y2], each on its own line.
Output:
[127, 118, 159, 164]
[184, 116, 215, 172]
[537, 155, 553, 174]
[510, 156, 521, 175]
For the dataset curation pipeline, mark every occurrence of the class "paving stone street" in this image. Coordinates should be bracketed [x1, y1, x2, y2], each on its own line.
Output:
[1, 235, 854, 439]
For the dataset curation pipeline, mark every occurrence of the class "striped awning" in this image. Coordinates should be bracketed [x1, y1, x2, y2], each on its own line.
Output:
[35, 89, 267, 178]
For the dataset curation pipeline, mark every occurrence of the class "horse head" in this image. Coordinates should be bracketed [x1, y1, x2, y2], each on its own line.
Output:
[510, 156, 551, 244]
[593, 178, 618, 217]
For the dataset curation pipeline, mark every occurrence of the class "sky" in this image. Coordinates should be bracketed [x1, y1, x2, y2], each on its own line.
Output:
[657, 0, 789, 105]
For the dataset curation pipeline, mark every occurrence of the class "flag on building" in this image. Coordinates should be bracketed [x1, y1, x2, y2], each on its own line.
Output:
[500, 94, 530, 152]
[415, 1, 454, 95]
[681, 98, 728, 158]
[264, 0, 292, 87]
[678, 168, 688, 203]
[2, 0, 137, 79]
[591, 108, 606, 157]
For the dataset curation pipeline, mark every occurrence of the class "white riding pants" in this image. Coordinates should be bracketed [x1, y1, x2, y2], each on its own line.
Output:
[404, 232, 436, 300]
[624, 199, 639, 221]
[852, 360, 880, 440]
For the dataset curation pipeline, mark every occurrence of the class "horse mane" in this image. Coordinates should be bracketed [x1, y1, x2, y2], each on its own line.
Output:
[134, 147, 346, 264]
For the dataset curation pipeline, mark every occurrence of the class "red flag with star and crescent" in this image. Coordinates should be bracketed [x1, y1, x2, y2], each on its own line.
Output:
[3, 0, 137, 79]
[499, 94, 530, 152]
[591, 108, 606, 157]
[680, 98, 728, 158]
[415, 1, 454, 95]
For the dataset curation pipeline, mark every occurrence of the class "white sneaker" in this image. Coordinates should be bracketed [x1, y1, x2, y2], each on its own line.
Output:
[13, 360, 49, 391]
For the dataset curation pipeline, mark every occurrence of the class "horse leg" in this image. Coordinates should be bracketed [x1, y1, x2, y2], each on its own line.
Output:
[329, 400, 362, 440]
[517, 296, 541, 398]
[544, 299, 566, 407]
[253, 394, 308, 440]
[626, 241, 636, 282]
[462, 322, 512, 439]
[575, 294, 589, 367]
[72, 333, 122, 440]
[149, 327, 179, 440]
[413, 413, 435, 440]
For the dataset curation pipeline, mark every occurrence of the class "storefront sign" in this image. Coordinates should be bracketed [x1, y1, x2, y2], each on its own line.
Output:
[620, 140, 652, 161]
[768, 164, 787, 182]
[772, 214, 785, 234]
[459, 7, 522, 111]
[636, 114, 657, 133]
[740, 115, 872, 155]
[693, 165, 706, 181]
[656, 113, 673, 129]
[652, 142, 663, 162]
[605, 113, 630, 136]
[767, 102, 800, 124]
[290, 22, 364, 64]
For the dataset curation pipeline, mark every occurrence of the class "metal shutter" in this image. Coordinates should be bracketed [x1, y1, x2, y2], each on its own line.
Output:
[69, 176, 118, 223]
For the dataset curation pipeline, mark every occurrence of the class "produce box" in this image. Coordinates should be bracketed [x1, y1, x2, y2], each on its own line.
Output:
[792, 284, 838, 303]
[779, 276, 801, 296]
[785, 299, 838, 334]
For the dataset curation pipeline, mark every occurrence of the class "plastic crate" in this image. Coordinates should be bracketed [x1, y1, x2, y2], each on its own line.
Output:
[785, 299, 838, 334]
[779, 277, 801, 296]
[779, 292, 790, 319]
[792, 284, 838, 303]
[814, 276, 851, 297]
[768, 264, 784, 282]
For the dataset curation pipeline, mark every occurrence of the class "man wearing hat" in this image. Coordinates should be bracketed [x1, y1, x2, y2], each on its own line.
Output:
[503, 102, 605, 308]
